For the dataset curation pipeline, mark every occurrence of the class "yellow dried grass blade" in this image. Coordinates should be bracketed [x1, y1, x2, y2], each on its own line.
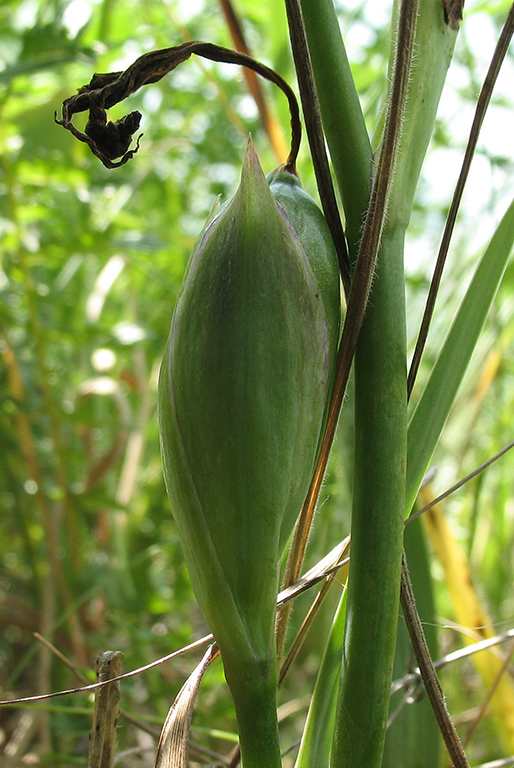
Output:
[421, 486, 514, 752]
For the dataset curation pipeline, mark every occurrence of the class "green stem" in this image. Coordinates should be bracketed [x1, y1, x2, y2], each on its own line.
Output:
[300, 0, 372, 261]
[283, 0, 351, 293]
[330, 224, 408, 768]
[330, 0, 418, 763]
[224, 658, 282, 768]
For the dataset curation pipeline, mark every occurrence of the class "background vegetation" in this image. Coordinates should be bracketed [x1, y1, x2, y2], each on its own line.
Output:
[1, 0, 514, 765]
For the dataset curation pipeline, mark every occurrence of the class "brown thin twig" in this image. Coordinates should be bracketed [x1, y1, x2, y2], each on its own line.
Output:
[407, 438, 514, 525]
[278, 569, 346, 686]
[280, 2, 469, 765]
[34, 635, 226, 764]
[0, 543, 349, 707]
[407, 0, 514, 397]
[275, 0, 353, 656]
[218, 0, 289, 163]
[399, 439, 514, 764]
[391, 627, 514, 695]
[400, 552, 470, 768]
[55, 41, 301, 171]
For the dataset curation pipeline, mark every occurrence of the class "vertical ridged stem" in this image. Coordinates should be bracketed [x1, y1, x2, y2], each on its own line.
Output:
[331, 224, 408, 768]
[225, 659, 282, 768]
[299, 0, 372, 262]
[282, 0, 351, 293]
[330, 1, 417, 765]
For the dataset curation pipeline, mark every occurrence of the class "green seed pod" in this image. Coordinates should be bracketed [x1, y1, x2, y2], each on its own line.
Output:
[158, 138, 339, 767]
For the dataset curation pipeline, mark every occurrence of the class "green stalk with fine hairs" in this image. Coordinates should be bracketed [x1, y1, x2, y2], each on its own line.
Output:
[328, 0, 458, 765]
[300, 0, 372, 260]
[331, 224, 408, 768]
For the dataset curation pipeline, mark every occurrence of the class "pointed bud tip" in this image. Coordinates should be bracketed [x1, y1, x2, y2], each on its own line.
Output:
[242, 133, 265, 179]
[231, 134, 276, 214]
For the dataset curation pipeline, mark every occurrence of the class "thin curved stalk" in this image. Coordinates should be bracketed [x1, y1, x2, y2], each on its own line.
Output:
[55, 41, 301, 171]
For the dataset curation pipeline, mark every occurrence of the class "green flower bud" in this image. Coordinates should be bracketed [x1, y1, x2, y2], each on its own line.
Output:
[158, 138, 339, 767]
[267, 165, 342, 543]
[267, 165, 341, 365]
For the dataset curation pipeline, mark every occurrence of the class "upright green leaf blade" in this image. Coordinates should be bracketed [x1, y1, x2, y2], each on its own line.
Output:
[294, 588, 347, 768]
[300, 0, 372, 259]
[407, 197, 514, 513]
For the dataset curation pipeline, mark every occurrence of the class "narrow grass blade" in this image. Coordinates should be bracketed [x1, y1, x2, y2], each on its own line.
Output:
[294, 587, 348, 768]
[408, 1, 514, 395]
[407, 197, 514, 513]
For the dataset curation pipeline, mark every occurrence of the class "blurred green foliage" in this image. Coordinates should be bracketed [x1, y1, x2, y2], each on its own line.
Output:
[1, 0, 514, 765]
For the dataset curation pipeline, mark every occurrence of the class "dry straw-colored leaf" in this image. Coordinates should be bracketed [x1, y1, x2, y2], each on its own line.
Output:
[154, 644, 218, 768]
